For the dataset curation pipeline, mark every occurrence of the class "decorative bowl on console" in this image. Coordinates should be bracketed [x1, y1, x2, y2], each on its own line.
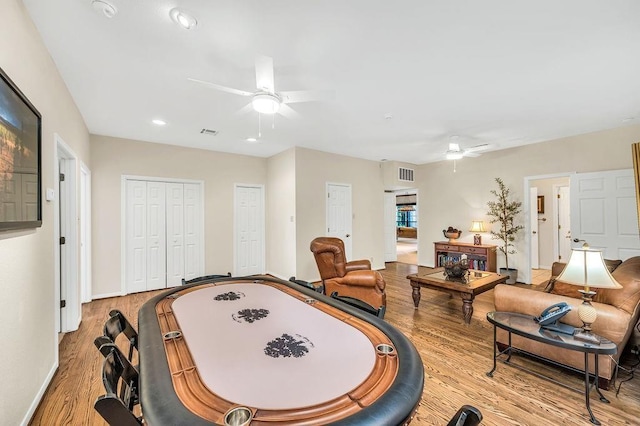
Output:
[443, 257, 470, 281]
[443, 226, 462, 242]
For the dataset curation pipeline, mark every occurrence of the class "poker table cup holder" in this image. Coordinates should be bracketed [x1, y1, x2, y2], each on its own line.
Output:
[224, 406, 253, 426]
[376, 343, 396, 356]
[163, 330, 182, 339]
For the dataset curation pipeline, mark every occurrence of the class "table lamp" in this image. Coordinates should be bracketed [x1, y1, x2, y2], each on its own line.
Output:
[555, 243, 622, 345]
[469, 220, 485, 245]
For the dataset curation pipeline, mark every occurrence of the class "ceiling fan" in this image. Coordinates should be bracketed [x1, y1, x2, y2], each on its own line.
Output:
[188, 55, 332, 119]
[445, 136, 491, 160]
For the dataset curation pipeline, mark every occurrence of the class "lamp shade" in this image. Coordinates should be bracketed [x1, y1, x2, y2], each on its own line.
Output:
[556, 247, 622, 290]
[469, 220, 485, 233]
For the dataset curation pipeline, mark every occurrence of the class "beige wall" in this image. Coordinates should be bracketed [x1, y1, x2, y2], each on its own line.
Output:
[0, 1, 90, 424]
[416, 124, 640, 281]
[90, 135, 267, 297]
[266, 148, 297, 279]
[294, 148, 385, 281]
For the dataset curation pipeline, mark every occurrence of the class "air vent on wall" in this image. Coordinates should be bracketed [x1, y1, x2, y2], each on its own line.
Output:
[200, 128, 219, 136]
[398, 167, 414, 182]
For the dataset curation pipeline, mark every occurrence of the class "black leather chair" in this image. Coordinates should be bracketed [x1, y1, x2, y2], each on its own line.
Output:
[104, 310, 139, 362]
[94, 346, 143, 425]
[181, 272, 232, 285]
[447, 405, 483, 426]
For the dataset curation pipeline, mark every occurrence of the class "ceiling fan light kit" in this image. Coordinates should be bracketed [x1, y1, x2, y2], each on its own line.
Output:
[170, 8, 197, 29]
[252, 93, 281, 114]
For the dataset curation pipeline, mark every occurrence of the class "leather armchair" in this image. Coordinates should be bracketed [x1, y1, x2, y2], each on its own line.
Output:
[310, 237, 386, 314]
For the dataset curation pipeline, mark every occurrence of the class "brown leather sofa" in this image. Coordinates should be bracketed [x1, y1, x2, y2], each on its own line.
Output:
[310, 237, 386, 314]
[493, 256, 640, 389]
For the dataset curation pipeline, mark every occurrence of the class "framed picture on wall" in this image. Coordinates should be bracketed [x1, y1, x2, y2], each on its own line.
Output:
[0, 66, 42, 230]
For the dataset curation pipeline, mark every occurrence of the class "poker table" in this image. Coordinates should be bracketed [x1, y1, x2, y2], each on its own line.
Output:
[138, 276, 424, 425]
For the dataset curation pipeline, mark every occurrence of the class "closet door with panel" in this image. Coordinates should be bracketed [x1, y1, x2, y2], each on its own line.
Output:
[125, 179, 202, 294]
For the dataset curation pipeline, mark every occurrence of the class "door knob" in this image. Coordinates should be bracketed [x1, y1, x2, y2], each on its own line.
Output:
[532, 231, 537, 234]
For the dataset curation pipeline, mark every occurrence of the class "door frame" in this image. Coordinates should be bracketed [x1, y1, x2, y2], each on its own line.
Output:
[523, 172, 573, 284]
[121, 175, 205, 295]
[233, 183, 266, 276]
[54, 134, 80, 333]
[80, 162, 92, 303]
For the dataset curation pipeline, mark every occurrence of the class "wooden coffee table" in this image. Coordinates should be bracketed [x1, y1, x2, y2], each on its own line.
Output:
[407, 269, 507, 324]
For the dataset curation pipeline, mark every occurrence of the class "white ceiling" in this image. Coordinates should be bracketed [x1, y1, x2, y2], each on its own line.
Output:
[22, 0, 640, 164]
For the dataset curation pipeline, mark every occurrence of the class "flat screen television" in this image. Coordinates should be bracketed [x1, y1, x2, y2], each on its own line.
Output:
[0, 66, 42, 230]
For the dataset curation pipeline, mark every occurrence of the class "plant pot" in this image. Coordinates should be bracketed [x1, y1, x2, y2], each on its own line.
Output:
[500, 268, 518, 284]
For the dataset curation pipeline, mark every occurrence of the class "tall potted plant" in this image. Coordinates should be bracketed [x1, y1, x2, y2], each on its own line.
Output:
[486, 177, 523, 284]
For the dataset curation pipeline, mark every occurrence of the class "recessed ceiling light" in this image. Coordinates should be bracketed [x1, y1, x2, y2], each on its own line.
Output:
[384, 113, 393, 120]
[152, 119, 166, 126]
[170, 8, 197, 30]
[92, 0, 117, 18]
[246, 138, 258, 143]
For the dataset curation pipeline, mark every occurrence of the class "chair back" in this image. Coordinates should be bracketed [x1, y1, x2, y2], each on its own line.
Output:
[94, 338, 140, 403]
[181, 273, 232, 286]
[104, 310, 138, 362]
[310, 237, 348, 280]
[94, 348, 142, 425]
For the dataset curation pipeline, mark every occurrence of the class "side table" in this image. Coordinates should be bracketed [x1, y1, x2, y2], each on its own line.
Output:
[486, 311, 617, 425]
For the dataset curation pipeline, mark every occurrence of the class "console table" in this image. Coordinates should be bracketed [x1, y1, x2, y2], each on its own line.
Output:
[486, 311, 617, 425]
[434, 241, 497, 272]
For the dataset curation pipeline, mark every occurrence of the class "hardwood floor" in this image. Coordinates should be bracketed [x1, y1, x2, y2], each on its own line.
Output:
[30, 264, 639, 425]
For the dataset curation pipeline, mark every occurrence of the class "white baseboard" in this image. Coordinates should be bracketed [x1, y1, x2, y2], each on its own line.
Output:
[21, 361, 58, 426]
[91, 290, 125, 300]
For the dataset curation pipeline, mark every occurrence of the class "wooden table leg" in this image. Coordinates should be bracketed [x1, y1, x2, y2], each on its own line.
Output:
[411, 282, 421, 308]
[461, 294, 474, 324]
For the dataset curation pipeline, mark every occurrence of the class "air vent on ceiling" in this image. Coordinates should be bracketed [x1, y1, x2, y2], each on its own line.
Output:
[200, 128, 219, 136]
[398, 167, 414, 182]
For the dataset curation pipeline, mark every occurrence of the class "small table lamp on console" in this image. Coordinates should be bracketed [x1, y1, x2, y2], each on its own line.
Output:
[556, 243, 622, 345]
[470, 220, 485, 245]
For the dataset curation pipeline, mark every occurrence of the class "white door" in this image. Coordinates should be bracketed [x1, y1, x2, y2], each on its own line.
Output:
[326, 183, 353, 258]
[125, 180, 147, 293]
[557, 185, 572, 262]
[183, 183, 202, 281]
[529, 187, 539, 269]
[384, 192, 397, 262]
[125, 178, 204, 293]
[235, 185, 264, 276]
[146, 182, 166, 290]
[570, 169, 640, 259]
[166, 183, 185, 287]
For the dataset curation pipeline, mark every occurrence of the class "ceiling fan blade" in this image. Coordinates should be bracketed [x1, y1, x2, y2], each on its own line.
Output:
[464, 152, 482, 158]
[187, 78, 253, 97]
[278, 103, 301, 120]
[234, 103, 255, 117]
[255, 55, 275, 93]
[464, 143, 490, 153]
[280, 89, 335, 104]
